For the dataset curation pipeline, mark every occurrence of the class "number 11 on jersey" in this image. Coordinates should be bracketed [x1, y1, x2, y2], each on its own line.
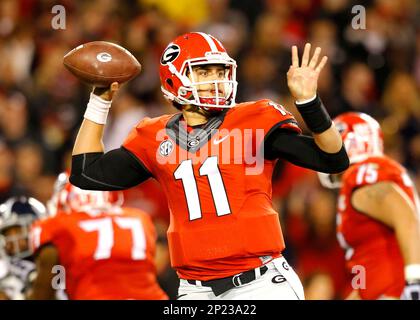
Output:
[174, 156, 231, 220]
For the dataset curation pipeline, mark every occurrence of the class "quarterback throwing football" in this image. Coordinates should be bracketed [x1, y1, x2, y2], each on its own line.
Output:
[70, 33, 349, 299]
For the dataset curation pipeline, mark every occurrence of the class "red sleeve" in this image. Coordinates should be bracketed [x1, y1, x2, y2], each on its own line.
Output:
[233, 99, 302, 135]
[262, 100, 302, 135]
[122, 118, 154, 174]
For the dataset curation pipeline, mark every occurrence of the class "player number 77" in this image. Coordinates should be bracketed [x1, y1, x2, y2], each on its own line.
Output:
[79, 217, 146, 261]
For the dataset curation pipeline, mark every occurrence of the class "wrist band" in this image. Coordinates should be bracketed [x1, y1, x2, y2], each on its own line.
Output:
[295, 95, 332, 133]
[405, 264, 420, 282]
[84, 92, 112, 125]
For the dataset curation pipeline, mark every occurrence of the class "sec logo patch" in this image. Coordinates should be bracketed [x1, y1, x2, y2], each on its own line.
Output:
[159, 140, 173, 156]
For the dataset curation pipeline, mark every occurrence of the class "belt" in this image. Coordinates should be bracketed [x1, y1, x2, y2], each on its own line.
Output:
[187, 265, 268, 296]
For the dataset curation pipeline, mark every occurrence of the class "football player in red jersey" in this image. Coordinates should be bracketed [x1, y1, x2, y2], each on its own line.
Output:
[28, 172, 168, 300]
[69, 32, 349, 299]
[319, 112, 420, 300]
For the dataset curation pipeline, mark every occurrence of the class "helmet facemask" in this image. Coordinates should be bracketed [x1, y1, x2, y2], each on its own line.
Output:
[185, 58, 237, 109]
[0, 197, 46, 259]
[0, 220, 33, 259]
[162, 53, 238, 110]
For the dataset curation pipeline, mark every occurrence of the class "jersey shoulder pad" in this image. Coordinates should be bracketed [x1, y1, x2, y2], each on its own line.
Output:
[122, 114, 175, 173]
[376, 156, 406, 174]
[121, 206, 149, 219]
[121, 207, 156, 237]
[343, 156, 404, 189]
[230, 100, 301, 133]
[232, 99, 290, 116]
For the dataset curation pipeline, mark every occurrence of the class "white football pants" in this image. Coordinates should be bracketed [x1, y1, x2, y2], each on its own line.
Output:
[177, 256, 305, 300]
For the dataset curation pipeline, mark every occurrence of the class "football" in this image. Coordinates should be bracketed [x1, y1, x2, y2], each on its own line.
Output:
[63, 41, 141, 87]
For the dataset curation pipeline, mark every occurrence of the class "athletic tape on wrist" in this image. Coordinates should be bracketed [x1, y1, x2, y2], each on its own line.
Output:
[84, 92, 112, 125]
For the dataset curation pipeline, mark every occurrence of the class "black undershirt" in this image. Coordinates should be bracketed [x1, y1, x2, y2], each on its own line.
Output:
[70, 128, 349, 191]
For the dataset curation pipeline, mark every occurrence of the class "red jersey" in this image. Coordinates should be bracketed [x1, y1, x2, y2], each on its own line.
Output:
[123, 100, 301, 280]
[30, 206, 168, 300]
[338, 156, 420, 299]
[122, 179, 170, 225]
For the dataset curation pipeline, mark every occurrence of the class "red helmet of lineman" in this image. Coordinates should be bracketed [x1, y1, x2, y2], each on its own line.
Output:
[159, 32, 238, 110]
[319, 112, 384, 188]
[47, 172, 124, 216]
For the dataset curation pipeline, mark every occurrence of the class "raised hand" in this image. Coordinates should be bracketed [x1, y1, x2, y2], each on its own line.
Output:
[287, 43, 328, 102]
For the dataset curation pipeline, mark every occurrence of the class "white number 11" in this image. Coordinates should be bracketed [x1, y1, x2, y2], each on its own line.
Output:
[174, 156, 231, 220]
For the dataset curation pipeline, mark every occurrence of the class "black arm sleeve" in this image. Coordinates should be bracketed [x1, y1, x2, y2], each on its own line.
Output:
[70, 147, 152, 191]
[264, 129, 349, 174]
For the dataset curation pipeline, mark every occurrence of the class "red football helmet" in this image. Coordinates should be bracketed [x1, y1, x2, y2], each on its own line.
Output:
[47, 172, 124, 216]
[334, 112, 384, 164]
[318, 112, 384, 188]
[159, 32, 237, 110]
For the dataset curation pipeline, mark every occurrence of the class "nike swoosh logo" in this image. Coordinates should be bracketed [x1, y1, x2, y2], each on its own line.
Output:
[213, 135, 230, 144]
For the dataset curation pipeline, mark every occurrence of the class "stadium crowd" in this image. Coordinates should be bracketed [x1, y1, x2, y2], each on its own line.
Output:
[0, 0, 419, 299]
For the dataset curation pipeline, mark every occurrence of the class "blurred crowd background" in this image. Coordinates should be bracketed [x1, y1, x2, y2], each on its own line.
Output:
[0, 0, 419, 299]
